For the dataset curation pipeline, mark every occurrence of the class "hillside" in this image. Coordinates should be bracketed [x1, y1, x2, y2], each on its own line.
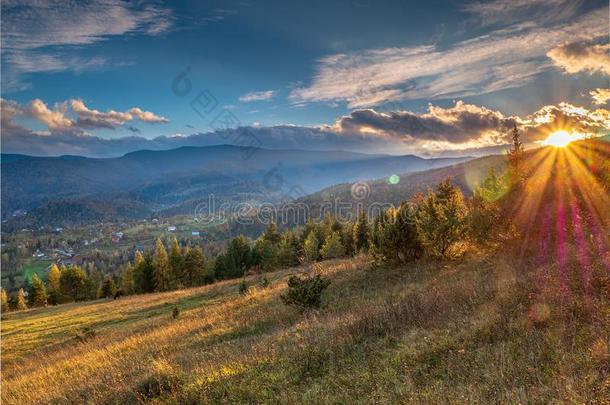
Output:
[1, 145, 468, 228]
[2, 251, 608, 403]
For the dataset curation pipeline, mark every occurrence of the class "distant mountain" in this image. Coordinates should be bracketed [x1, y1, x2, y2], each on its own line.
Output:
[294, 136, 610, 222]
[1, 145, 470, 228]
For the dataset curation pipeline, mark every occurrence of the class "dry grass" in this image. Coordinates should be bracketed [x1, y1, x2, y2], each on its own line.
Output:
[2, 252, 609, 404]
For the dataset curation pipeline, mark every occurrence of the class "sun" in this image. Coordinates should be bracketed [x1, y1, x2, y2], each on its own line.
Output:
[541, 130, 583, 148]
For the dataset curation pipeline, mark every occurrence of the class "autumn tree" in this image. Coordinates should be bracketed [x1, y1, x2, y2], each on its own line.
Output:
[47, 263, 61, 304]
[16, 288, 27, 311]
[1, 288, 9, 313]
[169, 237, 184, 286]
[153, 238, 171, 292]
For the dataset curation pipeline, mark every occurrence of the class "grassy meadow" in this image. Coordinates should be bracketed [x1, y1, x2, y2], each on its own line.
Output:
[2, 248, 608, 404]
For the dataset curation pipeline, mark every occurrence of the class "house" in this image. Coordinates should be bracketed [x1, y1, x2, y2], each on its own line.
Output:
[167, 225, 176, 232]
[191, 231, 200, 236]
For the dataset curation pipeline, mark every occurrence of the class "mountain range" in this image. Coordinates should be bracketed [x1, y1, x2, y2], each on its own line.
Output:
[1, 145, 470, 228]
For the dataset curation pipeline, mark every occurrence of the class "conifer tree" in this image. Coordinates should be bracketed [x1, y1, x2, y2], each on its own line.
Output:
[353, 210, 370, 253]
[16, 288, 27, 311]
[28, 274, 48, 307]
[507, 123, 525, 181]
[416, 179, 467, 258]
[153, 238, 171, 292]
[320, 231, 346, 259]
[47, 263, 61, 304]
[184, 245, 206, 286]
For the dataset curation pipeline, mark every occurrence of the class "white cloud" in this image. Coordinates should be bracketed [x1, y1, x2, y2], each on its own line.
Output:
[1, 0, 173, 90]
[547, 41, 610, 75]
[1, 98, 169, 137]
[463, 0, 583, 26]
[290, 7, 606, 108]
[590, 88, 610, 105]
[239, 90, 276, 102]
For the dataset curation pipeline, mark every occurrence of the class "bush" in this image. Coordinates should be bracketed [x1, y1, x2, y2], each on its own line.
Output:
[172, 306, 180, 319]
[136, 372, 186, 400]
[280, 274, 331, 310]
[238, 279, 249, 295]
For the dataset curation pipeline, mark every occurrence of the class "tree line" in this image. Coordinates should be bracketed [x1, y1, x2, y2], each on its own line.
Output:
[2, 132, 525, 311]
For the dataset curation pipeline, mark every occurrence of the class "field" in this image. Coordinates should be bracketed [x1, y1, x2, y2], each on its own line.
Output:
[2, 249, 608, 404]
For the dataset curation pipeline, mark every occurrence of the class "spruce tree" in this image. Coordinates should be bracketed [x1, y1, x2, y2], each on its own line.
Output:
[184, 245, 206, 286]
[119, 263, 135, 295]
[28, 274, 48, 307]
[153, 238, 171, 292]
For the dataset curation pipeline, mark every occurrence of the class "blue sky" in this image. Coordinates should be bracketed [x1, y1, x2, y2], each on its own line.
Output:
[1, 0, 609, 157]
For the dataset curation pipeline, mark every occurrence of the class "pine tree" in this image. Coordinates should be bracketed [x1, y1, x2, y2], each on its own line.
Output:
[1, 288, 9, 313]
[153, 238, 171, 291]
[320, 231, 346, 259]
[47, 263, 61, 304]
[416, 179, 467, 258]
[169, 237, 184, 286]
[16, 288, 27, 311]
[507, 123, 525, 181]
[353, 211, 370, 253]
[28, 274, 48, 307]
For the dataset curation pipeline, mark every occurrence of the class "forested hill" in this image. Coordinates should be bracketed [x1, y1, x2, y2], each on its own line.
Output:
[1, 145, 468, 227]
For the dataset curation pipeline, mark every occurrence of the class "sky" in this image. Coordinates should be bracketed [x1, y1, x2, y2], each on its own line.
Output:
[1, 0, 609, 157]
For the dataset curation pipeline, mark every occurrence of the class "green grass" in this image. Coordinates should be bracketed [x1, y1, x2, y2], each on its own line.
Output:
[21, 259, 50, 283]
[1, 251, 608, 404]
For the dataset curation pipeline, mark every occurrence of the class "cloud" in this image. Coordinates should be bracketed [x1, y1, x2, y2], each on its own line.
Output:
[239, 90, 276, 102]
[547, 40, 610, 75]
[463, 0, 583, 26]
[332, 101, 516, 144]
[5, 100, 609, 158]
[590, 88, 610, 105]
[1, 98, 169, 137]
[290, 7, 606, 107]
[1, 0, 173, 90]
[128, 107, 169, 123]
[330, 101, 609, 149]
